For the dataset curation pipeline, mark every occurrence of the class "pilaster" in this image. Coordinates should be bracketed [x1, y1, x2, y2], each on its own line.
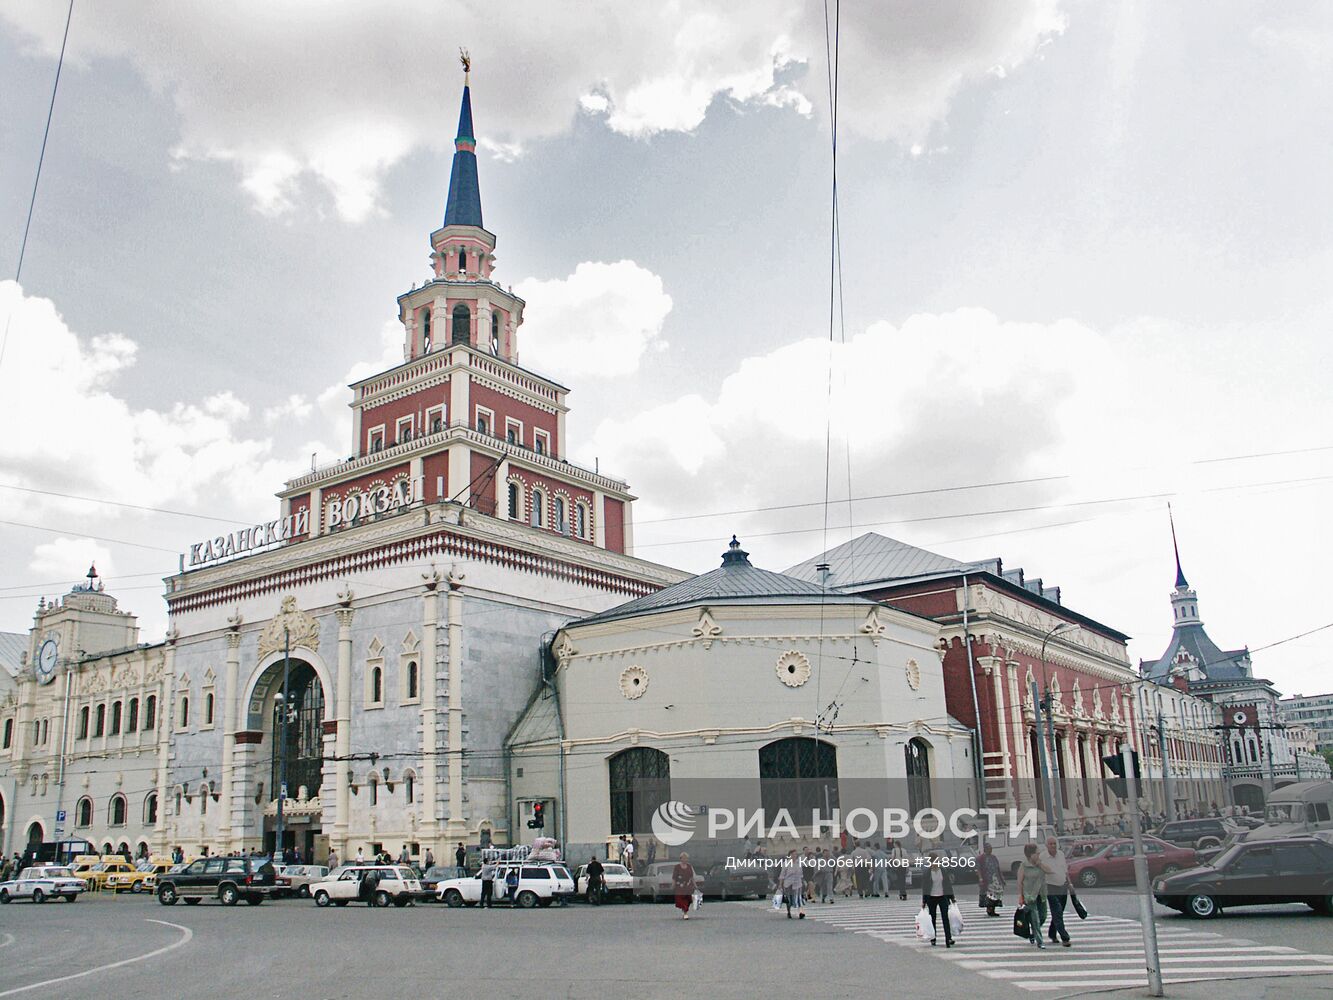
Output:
[421, 568, 441, 853]
[222, 612, 242, 852]
[444, 568, 467, 841]
[333, 592, 355, 857]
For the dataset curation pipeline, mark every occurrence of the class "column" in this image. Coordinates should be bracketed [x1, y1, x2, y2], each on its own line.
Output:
[444, 569, 467, 840]
[155, 633, 177, 855]
[334, 602, 355, 857]
[496, 458, 511, 520]
[622, 498, 635, 555]
[983, 658, 1011, 809]
[221, 621, 241, 852]
[309, 486, 323, 537]
[421, 569, 441, 854]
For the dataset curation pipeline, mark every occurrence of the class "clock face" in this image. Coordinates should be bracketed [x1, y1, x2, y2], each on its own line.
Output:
[1232, 710, 1248, 725]
[37, 637, 59, 684]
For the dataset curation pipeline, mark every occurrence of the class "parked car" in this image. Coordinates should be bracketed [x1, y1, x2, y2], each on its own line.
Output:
[633, 861, 680, 902]
[1154, 836, 1333, 918]
[107, 858, 175, 894]
[274, 864, 330, 899]
[86, 858, 140, 892]
[418, 865, 455, 899]
[960, 824, 1060, 879]
[574, 863, 635, 902]
[311, 865, 423, 907]
[1068, 837, 1197, 888]
[156, 855, 276, 906]
[1153, 818, 1242, 851]
[0, 866, 87, 903]
[703, 862, 768, 900]
[436, 863, 574, 908]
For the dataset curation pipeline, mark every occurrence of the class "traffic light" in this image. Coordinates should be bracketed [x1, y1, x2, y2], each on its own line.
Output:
[1101, 750, 1141, 800]
[527, 802, 545, 829]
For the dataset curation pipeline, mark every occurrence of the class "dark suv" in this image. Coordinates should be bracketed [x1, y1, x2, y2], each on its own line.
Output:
[157, 856, 276, 906]
[1153, 818, 1238, 850]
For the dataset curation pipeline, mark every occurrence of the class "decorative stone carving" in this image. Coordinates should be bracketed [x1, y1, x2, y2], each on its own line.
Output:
[619, 665, 649, 700]
[555, 634, 577, 665]
[775, 650, 811, 688]
[905, 658, 921, 691]
[257, 595, 321, 659]
[860, 608, 886, 641]
[692, 610, 722, 649]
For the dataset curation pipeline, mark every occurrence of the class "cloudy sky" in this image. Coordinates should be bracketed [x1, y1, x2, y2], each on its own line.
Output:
[1, 2, 1330, 695]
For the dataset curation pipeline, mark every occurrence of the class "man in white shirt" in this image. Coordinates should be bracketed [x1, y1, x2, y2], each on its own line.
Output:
[1043, 837, 1073, 946]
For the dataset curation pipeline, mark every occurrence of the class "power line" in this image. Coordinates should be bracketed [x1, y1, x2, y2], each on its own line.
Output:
[0, 0, 74, 372]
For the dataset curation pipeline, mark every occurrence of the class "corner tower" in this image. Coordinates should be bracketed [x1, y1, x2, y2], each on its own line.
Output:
[398, 52, 525, 363]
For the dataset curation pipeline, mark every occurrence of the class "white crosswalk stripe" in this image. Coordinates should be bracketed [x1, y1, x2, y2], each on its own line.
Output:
[803, 898, 1333, 992]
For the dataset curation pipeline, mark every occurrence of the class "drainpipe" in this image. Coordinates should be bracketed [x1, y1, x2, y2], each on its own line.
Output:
[540, 635, 568, 850]
[961, 574, 986, 810]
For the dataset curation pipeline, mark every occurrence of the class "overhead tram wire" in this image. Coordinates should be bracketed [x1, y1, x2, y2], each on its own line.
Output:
[0, 0, 75, 373]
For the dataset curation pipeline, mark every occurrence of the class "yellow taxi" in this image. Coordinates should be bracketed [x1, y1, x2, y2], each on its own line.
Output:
[85, 857, 139, 892]
[70, 855, 102, 882]
[107, 857, 175, 894]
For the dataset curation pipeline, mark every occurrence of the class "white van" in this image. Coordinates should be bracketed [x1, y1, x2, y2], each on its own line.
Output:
[1248, 781, 1333, 840]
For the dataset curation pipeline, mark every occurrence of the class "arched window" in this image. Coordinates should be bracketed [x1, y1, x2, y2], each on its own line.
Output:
[608, 747, 670, 836]
[507, 481, 520, 520]
[531, 489, 545, 528]
[77, 706, 89, 740]
[759, 738, 838, 827]
[457, 249, 468, 274]
[111, 701, 123, 736]
[40, 719, 47, 744]
[95, 704, 106, 737]
[109, 794, 127, 827]
[127, 698, 139, 732]
[371, 667, 383, 705]
[145, 791, 158, 825]
[1, 718, 10, 749]
[369, 775, 379, 807]
[451, 303, 470, 345]
[174, 788, 182, 817]
[199, 784, 208, 815]
[405, 772, 415, 805]
[575, 503, 588, 540]
[906, 737, 934, 817]
[491, 311, 500, 351]
[145, 695, 156, 730]
[205, 692, 215, 726]
[179, 696, 190, 729]
[76, 797, 93, 827]
[420, 307, 432, 352]
[406, 661, 419, 701]
[554, 497, 567, 534]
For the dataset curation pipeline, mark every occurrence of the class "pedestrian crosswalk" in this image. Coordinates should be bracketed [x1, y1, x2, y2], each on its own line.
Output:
[803, 898, 1333, 992]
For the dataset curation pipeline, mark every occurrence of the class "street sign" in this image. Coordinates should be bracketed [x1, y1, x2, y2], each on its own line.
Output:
[56, 810, 67, 823]
[280, 782, 288, 800]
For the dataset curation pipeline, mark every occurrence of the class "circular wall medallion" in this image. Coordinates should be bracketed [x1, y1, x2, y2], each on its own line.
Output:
[619, 665, 649, 700]
[775, 651, 811, 688]
[905, 659, 921, 691]
[1232, 710, 1248, 725]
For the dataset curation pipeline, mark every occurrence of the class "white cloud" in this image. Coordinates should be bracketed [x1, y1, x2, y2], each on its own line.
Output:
[264, 394, 314, 425]
[29, 537, 114, 582]
[515, 261, 673, 379]
[1, 1, 1065, 219]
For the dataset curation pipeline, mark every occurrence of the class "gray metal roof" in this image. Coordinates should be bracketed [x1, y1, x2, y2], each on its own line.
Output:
[574, 538, 871, 627]
[0, 632, 25, 679]
[1141, 623, 1249, 683]
[785, 532, 997, 590]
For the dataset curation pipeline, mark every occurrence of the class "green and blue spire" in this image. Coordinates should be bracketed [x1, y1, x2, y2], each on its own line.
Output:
[443, 50, 483, 229]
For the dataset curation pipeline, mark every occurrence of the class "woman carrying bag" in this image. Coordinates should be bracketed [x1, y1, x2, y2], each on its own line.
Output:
[976, 843, 1004, 917]
[1017, 843, 1050, 950]
[672, 852, 697, 920]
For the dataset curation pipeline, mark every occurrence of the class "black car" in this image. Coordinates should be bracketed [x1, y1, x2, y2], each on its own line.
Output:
[157, 855, 277, 906]
[1153, 836, 1333, 919]
[418, 865, 455, 901]
[704, 863, 770, 900]
[1152, 818, 1240, 851]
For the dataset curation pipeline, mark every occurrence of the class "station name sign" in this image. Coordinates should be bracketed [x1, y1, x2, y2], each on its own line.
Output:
[184, 476, 432, 569]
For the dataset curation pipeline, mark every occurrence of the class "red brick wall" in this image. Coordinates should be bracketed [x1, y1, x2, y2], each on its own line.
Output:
[423, 452, 449, 502]
[469, 382, 558, 452]
[323, 463, 411, 503]
[604, 497, 625, 553]
[359, 388, 449, 454]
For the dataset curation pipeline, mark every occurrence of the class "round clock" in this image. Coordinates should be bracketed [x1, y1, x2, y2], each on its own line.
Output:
[36, 637, 59, 685]
[1232, 710, 1248, 725]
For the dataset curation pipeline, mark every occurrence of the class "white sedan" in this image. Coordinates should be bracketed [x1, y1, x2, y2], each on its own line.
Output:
[437, 863, 575, 908]
[575, 863, 636, 902]
[0, 866, 87, 904]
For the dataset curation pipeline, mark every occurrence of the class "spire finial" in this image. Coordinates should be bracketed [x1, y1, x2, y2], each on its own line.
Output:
[721, 535, 751, 567]
[1168, 503, 1188, 589]
[459, 47, 471, 85]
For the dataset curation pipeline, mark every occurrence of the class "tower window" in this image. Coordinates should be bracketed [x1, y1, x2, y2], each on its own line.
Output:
[452, 303, 470, 345]
[491, 311, 500, 352]
[457, 250, 467, 274]
[421, 307, 432, 352]
[531, 489, 545, 527]
[555, 497, 567, 534]
[507, 482, 520, 520]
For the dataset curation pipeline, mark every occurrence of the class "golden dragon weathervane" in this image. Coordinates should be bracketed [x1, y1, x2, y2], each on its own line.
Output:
[460, 48, 471, 83]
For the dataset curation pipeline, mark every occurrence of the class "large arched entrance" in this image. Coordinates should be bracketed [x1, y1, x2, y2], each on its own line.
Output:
[246, 655, 330, 860]
[608, 747, 670, 836]
[759, 737, 839, 829]
[1232, 782, 1265, 814]
[905, 738, 933, 819]
[26, 821, 44, 848]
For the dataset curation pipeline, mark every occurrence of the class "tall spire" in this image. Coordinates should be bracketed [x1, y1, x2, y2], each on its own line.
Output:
[443, 48, 483, 229]
[1168, 503, 1188, 589]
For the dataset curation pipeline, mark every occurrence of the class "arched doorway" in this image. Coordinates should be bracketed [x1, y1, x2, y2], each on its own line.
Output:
[26, 821, 43, 848]
[270, 661, 326, 803]
[759, 737, 839, 828]
[1233, 783, 1265, 814]
[608, 747, 670, 836]
[248, 657, 328, 858]
[905, 738, 932, 818]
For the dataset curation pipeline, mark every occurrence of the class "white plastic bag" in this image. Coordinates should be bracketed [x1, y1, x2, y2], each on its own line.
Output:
[772, 891, 783, 911]
[915, 907, 932, 941]
[692, 889, 703, 911]
[949, 904, 964, 937]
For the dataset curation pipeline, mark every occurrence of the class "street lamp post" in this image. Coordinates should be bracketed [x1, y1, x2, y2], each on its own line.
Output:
[274, 627, 291, 859]
[1040, 622, 1078, 836]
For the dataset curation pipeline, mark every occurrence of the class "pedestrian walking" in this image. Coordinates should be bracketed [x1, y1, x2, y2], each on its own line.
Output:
[455, 842, 467, 877]
[887, 838, 907, 900]
[327, 849, 339, 870]
[871, 840, 890, 897]
[778, 849, 806, 919]
[976, 844, 1004, 917]
[921, 852, 955, 948]
[623, 836, 637, 873]
[1018, 843, 1049, 949]
[479, 861, 496, 908]
[672, 852, 697, 920]
[816, 847, 836, 903]
[1043, 837, 1073, 947]
[585, 856, 605, 905]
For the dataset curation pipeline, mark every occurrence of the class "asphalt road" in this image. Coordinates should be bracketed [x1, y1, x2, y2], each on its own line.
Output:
[1, 890, 1331, 1000]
